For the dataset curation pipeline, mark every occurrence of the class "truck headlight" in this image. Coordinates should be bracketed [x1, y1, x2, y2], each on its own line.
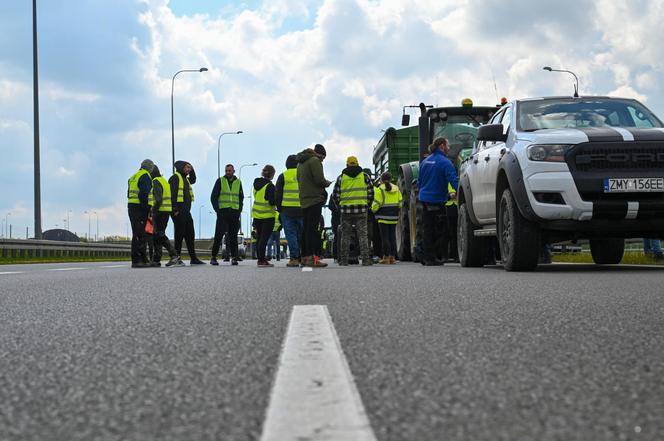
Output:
[527, 144, 572, 162]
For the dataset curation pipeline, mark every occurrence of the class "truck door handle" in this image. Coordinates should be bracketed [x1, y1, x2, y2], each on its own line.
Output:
[484, 155, 490, 162]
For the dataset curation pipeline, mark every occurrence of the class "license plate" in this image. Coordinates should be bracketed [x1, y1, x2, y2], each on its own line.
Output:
[603, 177, 664, 193]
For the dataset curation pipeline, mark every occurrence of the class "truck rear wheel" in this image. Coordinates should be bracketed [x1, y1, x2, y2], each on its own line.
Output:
[458, 203, 486, 267]
[589, 239, 624, 264]
[396, 169, 412, 261]
[498, 188, 540, 271]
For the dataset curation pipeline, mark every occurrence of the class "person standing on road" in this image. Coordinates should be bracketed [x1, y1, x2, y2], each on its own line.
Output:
[169, 161, 205, 265]
[372, 172, 402, 264]
[442, 182, 459, 262]
[148, 165, 183, 267]
[127, 159, 154, 268]
[296, 144, 332, 268]
[328, 192, 341, 262]
[252, 165, 277, 267]
[332, 156, 374, 266]
[210, 164, 244, 266]
[276, 155, 304, 267]
[417, 138, 458, 266]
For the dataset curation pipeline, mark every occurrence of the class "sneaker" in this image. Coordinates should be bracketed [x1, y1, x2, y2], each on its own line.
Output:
[362, 259, 373, 266]
[338, 261, 349, 266]
[131, 262, 150, 268]
[149, 261, 162, 267]
[312, 258, 328, 268]
[257, 259, 274, 268]
[423, 259, 444, 266]
[165, 256, 180, 267]
[389, 256, 397, 264]
[379, 256, 390, 265]
[210, 257, 219, 266]
[231, 257, 239, 266]
[223, 257, 230, 262]
[175, 258, 186, 267]
[190, 258, 206, 265]
[286, 258, 300, 267]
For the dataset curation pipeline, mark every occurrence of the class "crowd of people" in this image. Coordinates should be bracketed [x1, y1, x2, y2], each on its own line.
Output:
[126, 139, 460, 268]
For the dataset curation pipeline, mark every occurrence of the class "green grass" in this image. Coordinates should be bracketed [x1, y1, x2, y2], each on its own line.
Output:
[552, 251, 663, 265]
[0, 256, 131, 265]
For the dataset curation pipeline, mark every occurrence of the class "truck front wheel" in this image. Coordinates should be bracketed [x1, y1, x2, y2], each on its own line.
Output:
[589, 239, 624, 264]
[458, 203, 486, 267]
[498, 188, 540, 271]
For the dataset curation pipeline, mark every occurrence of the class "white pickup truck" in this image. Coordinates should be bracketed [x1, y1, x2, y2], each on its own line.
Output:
[457, 96, 664, 271]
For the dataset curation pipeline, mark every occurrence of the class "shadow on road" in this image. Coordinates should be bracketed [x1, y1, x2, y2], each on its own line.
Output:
[483, 263, 664, 272]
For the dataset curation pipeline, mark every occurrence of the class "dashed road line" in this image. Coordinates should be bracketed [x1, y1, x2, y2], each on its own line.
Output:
[47, 267, 87, 272]
[0, 271, 24, 275]
[99, 265, 126, 268]
[260, 305, 377, 441]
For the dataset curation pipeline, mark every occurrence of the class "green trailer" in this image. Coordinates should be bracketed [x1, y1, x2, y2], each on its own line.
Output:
[372, 100, 499, 261]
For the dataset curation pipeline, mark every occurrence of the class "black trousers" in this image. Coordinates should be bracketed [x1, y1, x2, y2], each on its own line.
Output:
[379, 223, 397, 257]
[301, 203, 322, 257]
[153, 212, 176, 262]
[443, 205, 458, 260]
[128, 205, 149, 264]
[172, 211, 197, 259]
[253, 218, 275, 261]
[211, 210, 241, 258]
[422, 202, 446, 262]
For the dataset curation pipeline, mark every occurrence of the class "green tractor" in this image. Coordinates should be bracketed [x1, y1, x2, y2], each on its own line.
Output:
[372, 100, 498, 261]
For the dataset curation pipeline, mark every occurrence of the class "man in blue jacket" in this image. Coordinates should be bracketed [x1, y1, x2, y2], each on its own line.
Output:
[417, 138, 459, 266]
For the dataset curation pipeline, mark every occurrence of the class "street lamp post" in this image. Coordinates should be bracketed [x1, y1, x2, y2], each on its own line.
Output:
[239, 163, 258, 234]
[33, 0, 42, 240]
[198, 205, 205, 240]
[543, 66, 580, 97]
[171, 67, 208, 173]
[217, 131, 243, 177]
[84, 211, 92, 240]
[93, 211, 99, 241]
[4, 213, 11, 238]
[66, 209, 72, 231]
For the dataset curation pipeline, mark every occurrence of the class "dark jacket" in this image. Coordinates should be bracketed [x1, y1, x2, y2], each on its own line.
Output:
[253, 177, 276, 206]
[275, 156, 303, 217]
[332, 165, 374, 215]
[296, 149, 329, 209]
[136, 170, 152, 212]
[210, 175, 244, 215]
[169, 161, 196, 213]
[151, 166, 164, 212]
[417, 149, 458, 204]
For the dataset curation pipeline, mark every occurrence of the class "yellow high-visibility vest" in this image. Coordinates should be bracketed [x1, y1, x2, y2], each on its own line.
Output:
[148, 176, 173, 212]
[372, 184, 402, 224]
[339, 173, 368, 206]
[219, 177, 241, 210]
[175, 171, 195, 203]
[252, 183, 276, 219]
[273, 212, 281, 232]
[446, 183, 458, 206]
[127, 169, 152, 204]
[281, 169, 300, 208]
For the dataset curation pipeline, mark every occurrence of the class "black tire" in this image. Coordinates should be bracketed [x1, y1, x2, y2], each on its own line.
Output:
[409, 184, 424, 262]
[457, 203, 486, 267]
[498, 188, 540, 271]
[589, 239, 625, 264]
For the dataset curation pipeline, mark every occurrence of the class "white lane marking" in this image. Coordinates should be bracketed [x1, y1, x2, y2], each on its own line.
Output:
[0, 271, 24, 275]
[47, 267, 87, 272]
[613, 127, 635, 141]
[99, 265, 126, 268]
[301, 267, 313, 272]
[260, 305, 377, 441]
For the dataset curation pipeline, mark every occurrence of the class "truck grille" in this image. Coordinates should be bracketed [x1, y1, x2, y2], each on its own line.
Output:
[567, 141, 664, 172]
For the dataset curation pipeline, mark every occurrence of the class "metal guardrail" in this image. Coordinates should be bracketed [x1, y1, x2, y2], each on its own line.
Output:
[0, 239, 212, 259]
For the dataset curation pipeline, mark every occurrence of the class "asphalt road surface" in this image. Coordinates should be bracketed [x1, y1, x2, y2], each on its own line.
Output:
[1, 260, 663, 441]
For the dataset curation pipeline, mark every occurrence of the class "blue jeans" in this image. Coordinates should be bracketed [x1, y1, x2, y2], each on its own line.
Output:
[643, 238, 663, 257]
[281, 214, 303, 259]
[267, 231, 281, 258]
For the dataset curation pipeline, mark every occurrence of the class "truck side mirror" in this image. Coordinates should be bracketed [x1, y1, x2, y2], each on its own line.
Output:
[401, 114, 410, 126]
[477, 124, 507, 142]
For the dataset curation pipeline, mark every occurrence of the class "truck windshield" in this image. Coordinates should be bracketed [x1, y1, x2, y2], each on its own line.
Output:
[518, 98, 663, 131]
[432, 114, 490, 159]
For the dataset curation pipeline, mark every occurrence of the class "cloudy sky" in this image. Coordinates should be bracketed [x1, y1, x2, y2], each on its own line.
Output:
[1, 0, 663, 238]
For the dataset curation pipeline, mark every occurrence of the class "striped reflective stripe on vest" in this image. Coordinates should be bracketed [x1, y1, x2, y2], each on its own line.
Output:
[148, 176, 172, 212]
[252, 183, 276, 219]
[175, 172, 195, 203]
[219, 177, 241, 210]
[375, 184, 401, 224]
[281, 168, 301, 208]
[127, 169, 152, 204]
[340, 173, 368, 206]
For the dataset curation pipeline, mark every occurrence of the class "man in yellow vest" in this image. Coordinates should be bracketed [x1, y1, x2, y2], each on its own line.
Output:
[169, 160, 205, 264]
[275, 154, 303, 267]
[127, 159, 154, 268]
[332, 156, 374, 266]
[252, 165, 277, 267]
[210, 163, 244, 266]
[148, 165, 183, 267]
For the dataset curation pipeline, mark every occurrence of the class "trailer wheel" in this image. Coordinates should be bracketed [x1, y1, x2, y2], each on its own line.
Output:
[589, 239, 624, 264]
